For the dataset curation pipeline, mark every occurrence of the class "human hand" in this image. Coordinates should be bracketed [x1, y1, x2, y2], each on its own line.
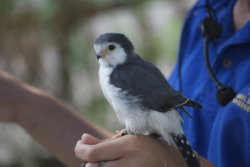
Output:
[75, 133, 188, 167]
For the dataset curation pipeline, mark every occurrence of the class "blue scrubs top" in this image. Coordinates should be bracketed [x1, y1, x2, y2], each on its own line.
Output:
[168, 0, 250, 166]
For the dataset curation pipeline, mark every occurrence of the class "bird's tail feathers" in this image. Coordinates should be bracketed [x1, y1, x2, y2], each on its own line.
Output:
[178, 107, 193, 119]
[171, 134, 200, 167]
[185, 100, 202, 109]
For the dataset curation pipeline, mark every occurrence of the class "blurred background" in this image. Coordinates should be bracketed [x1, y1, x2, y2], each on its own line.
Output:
[0, 0, 194, 166]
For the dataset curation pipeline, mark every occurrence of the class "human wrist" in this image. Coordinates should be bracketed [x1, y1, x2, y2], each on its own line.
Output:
[199, 156, 216, 167]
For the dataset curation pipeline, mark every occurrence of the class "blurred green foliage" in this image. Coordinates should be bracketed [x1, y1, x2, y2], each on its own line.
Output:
[0, 0, 15, 12]
[85, 97, 108, 126]
[67, 28, 90, 71]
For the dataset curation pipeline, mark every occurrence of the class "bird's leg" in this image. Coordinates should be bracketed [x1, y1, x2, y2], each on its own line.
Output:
[149, 133, 161, 138]
[111, 129, 128, 139]
[144, 131, 161, 138]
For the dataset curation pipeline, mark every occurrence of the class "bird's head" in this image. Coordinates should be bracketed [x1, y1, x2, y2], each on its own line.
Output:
[94, 33, 134, 67]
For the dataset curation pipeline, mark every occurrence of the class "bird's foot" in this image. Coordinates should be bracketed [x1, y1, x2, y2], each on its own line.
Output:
[144, 132, 161, 139]
[150, 133, 161, 138]
[112, 129, 128, 139]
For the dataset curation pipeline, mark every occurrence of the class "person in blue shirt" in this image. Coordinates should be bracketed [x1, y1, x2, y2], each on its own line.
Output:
[169, 0, 250, 167]
[75, 0, 250, 167]
[168, 0, 250, 166]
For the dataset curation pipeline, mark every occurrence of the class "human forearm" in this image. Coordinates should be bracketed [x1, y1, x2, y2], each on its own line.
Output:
[0, 72, 112, 166]
[18, 92, 110, 166]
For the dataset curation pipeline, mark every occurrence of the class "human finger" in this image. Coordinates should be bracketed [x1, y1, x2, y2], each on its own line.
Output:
[76, 134, 113, 160]
[75, 140, 86, 160]
[74, 138, 122, 162]
[85, 159, 127, 167]
[81, 133, 102, 145]
[85, 162, 98, 167]
[79, 135, 135, 162]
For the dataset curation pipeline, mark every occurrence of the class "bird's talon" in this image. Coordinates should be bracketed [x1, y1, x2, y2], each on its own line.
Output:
[112, 129, 128, 138]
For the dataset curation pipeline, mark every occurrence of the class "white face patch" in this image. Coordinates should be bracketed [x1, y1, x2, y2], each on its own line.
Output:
[94, 42, 127, 67]
[94, 44, 103, 55]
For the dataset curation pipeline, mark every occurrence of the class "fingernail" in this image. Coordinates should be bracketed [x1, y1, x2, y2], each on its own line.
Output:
[85, 163, 98, 167]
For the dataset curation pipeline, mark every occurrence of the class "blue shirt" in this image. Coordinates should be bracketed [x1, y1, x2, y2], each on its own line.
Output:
[169, 0, 250, 166]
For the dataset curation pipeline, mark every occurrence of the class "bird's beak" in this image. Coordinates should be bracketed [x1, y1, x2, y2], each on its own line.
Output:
[96, 49, 107, 59]
[96, 54, 103, 59]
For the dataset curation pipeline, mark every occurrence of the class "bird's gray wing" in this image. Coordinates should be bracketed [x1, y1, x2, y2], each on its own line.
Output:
[110, 61, 191, 112]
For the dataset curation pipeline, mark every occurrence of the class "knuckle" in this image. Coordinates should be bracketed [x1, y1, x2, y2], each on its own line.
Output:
[74, 141, 97, 162]
[74, 143, 84, 159]
[74, 141, 81, 153]
[85, 147, 97, 162]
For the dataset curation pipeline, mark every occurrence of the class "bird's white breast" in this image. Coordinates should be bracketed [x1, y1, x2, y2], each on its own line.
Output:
[98, 65, 183, 140]
[99, 65, 125, 120]
[98, 65, 147, 131]
[98, 65, 113, 103]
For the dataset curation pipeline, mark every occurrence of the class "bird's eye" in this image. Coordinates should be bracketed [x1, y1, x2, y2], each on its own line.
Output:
[108, 45, 115, 51]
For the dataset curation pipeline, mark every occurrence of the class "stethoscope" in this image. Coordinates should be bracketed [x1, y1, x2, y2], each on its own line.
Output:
[178, 0, 236, 106]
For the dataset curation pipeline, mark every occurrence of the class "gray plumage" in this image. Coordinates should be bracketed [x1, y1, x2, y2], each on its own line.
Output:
[110, 54, 201, 112]
[95, 33, 201, 113]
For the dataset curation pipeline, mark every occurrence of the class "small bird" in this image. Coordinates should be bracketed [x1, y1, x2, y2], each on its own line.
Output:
[94, 33, 201, 167]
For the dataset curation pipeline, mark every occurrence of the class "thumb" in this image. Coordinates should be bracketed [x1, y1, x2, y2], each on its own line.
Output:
[81, 133, 102, 145]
